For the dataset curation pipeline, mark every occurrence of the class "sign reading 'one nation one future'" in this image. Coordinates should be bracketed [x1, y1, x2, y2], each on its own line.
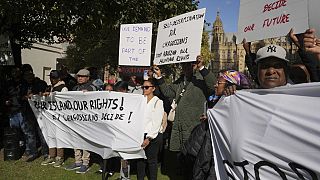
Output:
[29, 91, 147, 159]
[154, 8, 205, 65]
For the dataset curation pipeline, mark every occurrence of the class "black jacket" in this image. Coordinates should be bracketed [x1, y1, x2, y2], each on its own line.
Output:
[181, 121, 216, 180]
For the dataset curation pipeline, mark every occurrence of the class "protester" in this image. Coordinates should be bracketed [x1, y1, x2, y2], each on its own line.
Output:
[289, 64, 311, 84]
[153, 55, 215, 177]
[60, 67, 77, 90]
[20, 68, 48, 161]
[65, 68, 96, 174]
[40, 70, 68, 167]
[136, 78, 164, 180]
[5, 67, 38, 162]
[128, 75, 143, 94]
[181, 70, 251, 180]
[104, 83, 114, 91]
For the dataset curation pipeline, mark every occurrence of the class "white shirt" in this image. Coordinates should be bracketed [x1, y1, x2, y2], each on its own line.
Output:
[144, 96, 164, 139]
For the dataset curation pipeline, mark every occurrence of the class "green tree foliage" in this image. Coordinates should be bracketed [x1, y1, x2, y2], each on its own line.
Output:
[201, 28, 212, 66]
[0, 0, 199, 70]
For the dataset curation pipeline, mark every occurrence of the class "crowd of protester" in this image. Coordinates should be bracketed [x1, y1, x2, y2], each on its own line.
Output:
[0, 28, 319, 180]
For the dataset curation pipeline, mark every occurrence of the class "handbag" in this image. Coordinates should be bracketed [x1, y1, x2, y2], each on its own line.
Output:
[167, 82, 189, 122]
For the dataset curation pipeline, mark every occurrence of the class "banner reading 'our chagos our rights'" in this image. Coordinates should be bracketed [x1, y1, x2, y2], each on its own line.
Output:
[29, 91, 147, 159]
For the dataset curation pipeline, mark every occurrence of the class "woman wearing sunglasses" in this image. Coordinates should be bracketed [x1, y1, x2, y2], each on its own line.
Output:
[136, 78, 164, 180]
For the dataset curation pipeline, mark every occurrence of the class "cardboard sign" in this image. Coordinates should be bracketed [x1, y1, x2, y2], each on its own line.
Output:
[119, 23, 153, 66]
[154, 8, 206, 65]
[237, 0, 309, 43]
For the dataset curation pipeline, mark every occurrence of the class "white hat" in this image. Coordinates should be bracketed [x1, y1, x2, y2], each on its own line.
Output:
[76, 69, 90, 76]
[255, 44, 289, 63]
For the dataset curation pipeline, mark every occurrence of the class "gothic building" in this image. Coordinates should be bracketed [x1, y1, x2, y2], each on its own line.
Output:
[210, 11, 299, 77]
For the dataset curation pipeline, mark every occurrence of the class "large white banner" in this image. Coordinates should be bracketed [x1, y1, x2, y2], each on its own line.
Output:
[29, 91, 147, 159]
[153, 8, 205, 65]
[208, 83, 320, 180]
[119, 23, 153, 66]
[237, 0, 309, 43]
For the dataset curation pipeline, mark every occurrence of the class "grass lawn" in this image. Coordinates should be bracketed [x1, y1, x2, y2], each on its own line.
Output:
[0, 148, 183, 180]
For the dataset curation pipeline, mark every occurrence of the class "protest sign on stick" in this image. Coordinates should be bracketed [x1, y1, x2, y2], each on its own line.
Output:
[237, 0, 309, 43]
[119, 23, 153, 66]
[154, 8, 205, 65]
[29, 91, 147, 159]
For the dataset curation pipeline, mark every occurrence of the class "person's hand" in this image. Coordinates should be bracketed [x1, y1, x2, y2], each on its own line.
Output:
[152, 65, 161, 77]
[224, 85, 237, 96]
[303, 29, 320, 55]
[242, 38, 251, 53]
[141, 138, 150, 149]
[194, 55, 204, 70]
[288, 28, 301, 48]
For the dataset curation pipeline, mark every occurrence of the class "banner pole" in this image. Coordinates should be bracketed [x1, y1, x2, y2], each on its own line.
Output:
[102, 159, 107, 180]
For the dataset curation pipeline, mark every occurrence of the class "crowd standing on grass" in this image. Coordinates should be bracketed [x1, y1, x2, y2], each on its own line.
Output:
[1, 27, 320, 180]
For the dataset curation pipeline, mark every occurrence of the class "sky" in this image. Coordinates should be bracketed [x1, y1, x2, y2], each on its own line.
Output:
[198, 0, 240, 33]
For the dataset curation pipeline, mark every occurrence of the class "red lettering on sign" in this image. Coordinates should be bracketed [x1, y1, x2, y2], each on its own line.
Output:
[244, 24, 255, 32]
[262, 14, 290, 28]
[263, 0, 287, 13]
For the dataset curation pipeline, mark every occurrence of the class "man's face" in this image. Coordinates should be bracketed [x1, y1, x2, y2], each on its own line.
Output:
[50, 77, 60, 85]
[77, 75, 89, 84]
[258, 58, 287, 89]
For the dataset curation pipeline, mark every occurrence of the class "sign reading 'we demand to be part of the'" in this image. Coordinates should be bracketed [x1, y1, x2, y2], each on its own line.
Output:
[154, 8, 206, 65]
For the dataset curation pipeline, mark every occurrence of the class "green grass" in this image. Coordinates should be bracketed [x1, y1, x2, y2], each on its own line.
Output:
[0, 149, 183, 180]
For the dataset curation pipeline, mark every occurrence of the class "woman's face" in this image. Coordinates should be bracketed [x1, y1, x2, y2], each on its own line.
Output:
[142, 81, 155, 96]
[214, 77, 227, 96]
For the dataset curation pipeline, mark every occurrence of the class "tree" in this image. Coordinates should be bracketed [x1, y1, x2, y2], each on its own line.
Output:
[201, 28, 213, 66]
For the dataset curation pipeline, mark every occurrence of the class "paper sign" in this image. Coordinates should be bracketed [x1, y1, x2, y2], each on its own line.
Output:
[237, 0, 309, 43]
[154, 8, 206, 65]
[119, 23, 153, 66]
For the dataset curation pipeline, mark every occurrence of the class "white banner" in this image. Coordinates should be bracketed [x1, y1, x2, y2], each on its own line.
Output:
[237, 0, 309, 43]
[153, 8, 205, 65]
[208, 83, 320, 180]
[29, 91, 147, 159]
[119, 23, 153, 66]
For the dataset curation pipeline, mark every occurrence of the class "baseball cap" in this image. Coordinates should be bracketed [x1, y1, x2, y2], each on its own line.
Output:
[48, 70, 60, 79]
[255, 45, 289, 63]
[76, 69, 90, 76]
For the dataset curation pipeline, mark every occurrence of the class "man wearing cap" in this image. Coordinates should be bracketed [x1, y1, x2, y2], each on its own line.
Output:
[65, 68, 96, 174]
[41, 70, 68, 167]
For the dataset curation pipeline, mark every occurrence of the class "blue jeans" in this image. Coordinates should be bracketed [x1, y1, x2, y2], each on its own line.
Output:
[9, 112, 37, 156]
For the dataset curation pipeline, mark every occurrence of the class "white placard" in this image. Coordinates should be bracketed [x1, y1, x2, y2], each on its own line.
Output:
[154, 8, 206, 65]
[119, 23, 153, 66]
[309, 0, 320, 37]
[29, 91, 147, 159]
[237, 0, 309, 43]
[208, 82, 320, 180]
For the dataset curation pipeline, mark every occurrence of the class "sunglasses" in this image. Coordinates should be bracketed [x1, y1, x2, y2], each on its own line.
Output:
[142, 86, 154, 90]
